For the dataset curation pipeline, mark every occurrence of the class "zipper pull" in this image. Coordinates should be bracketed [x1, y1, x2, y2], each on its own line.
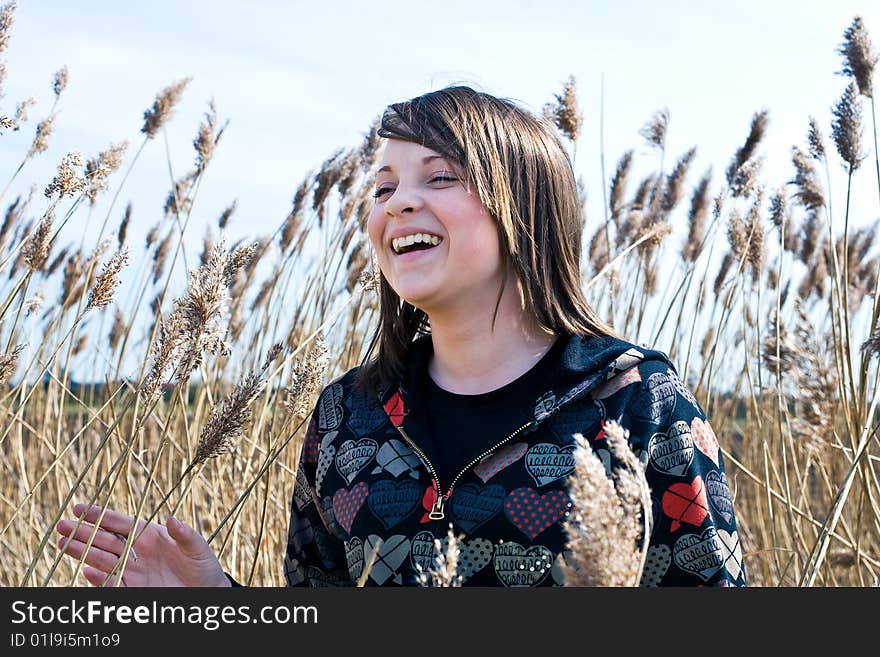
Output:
[428, 479, 445, 520]
[428, 494, 445, 520]
[429, 485, 454, 521]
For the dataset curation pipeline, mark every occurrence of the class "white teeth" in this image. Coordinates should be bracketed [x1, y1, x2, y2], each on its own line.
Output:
[392, 233, 442, 254]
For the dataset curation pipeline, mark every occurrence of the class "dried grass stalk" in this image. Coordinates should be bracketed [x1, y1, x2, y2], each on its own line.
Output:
[561, 420, 652, 586]
[415, 523, 463, 587]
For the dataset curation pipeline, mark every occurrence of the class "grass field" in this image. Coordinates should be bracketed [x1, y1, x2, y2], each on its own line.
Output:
[1, 4, 879, 586]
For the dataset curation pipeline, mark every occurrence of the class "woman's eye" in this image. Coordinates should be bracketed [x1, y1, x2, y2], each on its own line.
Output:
[373, 175, 456, 200]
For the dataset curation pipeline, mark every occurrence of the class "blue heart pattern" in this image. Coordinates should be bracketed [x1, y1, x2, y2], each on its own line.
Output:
[335, 438, 378, 485]
[367, 479, 422, 529]
[631, 371, 677, 426]
[524, 443, 576, 486]
[449, 483, 505, 533]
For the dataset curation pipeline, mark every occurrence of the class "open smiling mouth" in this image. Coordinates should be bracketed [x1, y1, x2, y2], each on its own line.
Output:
[392, 234, 443, 256]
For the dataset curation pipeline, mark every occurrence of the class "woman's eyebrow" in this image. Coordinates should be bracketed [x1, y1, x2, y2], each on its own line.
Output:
[376, 155, 446, 174]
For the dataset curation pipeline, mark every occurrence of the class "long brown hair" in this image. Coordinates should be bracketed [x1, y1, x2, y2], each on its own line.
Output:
[354, 85, 618, 398]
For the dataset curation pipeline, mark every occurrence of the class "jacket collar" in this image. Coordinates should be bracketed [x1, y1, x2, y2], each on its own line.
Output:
[379, 332, 675, 430]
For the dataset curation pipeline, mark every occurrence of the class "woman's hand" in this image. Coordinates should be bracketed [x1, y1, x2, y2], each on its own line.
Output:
[56, 503, 232, 587]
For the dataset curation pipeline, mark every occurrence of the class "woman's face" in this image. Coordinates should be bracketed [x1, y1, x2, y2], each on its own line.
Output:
[367, 139, 507, 315]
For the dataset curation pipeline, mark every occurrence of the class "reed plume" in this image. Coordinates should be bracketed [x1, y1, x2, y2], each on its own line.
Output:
[142, 77, 191, 139]
[141, 241, 255, 405]
[0, 343, 23, 387]
[52, 66, 68, 99]
[194, 370, 265, 465]
[682, 169, 711, 262]
[838, 16, 878, 97]
[726, 110, 769, 185]
[22, 212, 53, 272]
[714, 251, 735, 297]
[831, 82, 865, 170]
[0, 2, 16, 56]
[807, 117, 827, 160]
[175, 242, 235, 373]
[415, 524, 463, 587]
[0, 195, 21, 246]
[44, 151, 86, 199]
[194, 99, 226, 174]
[745, 196, 766, 281]
[27, 114, 55, 157]
[108, 308, 125, 351]
[661, 147, 697, 213]
[84, 141, 128, 203]
[193, 343, 282, 466]
[23, 290, 42, 316]
[151, 231, 172, 284]
[217, 200, 236, 230]
[117, 203, 131, 248]
[609, 150, 634, 227]
[790, 147, 826, 211]
[640, 108, 670, 149]
[285, 332, 329, 420]
[46, 247, 70, 278]
[86, 248, 129, 311]
[730, 156, 764, 199]
[545, 75, 583, 142]
[768, 188, 787, 230]
[11, 96, 35, 130]
[357, 253, 381, 294]
[561, 420, 652, 586]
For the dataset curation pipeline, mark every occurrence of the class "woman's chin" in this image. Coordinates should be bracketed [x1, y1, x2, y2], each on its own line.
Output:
[397, 292, 433, 312]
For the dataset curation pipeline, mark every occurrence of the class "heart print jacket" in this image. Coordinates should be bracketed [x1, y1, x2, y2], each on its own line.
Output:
[283, 333, 746, 587]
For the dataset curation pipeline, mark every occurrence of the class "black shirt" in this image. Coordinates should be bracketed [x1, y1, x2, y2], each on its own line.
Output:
[415, 335, 567, 489]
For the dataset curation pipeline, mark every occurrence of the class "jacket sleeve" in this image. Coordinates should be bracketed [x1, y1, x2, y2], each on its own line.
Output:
[611, 359, 747, 587]
[284, 406, 353, 586]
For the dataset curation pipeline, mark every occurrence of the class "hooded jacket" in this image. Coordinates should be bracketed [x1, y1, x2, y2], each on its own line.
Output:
[283, 332, 746, 587]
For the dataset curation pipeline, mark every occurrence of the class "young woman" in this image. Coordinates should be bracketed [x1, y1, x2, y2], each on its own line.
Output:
[57, 86, 745, 587]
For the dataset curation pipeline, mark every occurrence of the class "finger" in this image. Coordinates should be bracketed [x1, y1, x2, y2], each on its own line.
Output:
[71, 504, 143, 536]
[57, 520, 130, 555]
[57, 536, 125, 575]
[166, 517, 207, 557]
[82, 566, 116, 588]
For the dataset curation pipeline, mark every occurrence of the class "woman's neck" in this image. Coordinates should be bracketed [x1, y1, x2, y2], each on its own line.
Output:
[424, 280, 557, 395]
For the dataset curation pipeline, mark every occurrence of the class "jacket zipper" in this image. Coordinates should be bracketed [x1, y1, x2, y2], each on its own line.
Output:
[394, 420, 536, 521]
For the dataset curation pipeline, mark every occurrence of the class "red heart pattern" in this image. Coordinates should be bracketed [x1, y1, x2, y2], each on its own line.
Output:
[504, 487, 570, 539]
[332, 482, 368, 534]
[662, 476, 709, 532]
[303, 419, 320, 464]
[383, 388, 408, 428]
[691, 417, 719, 466]
[474, 442, 527, 483]
[593, 365, 642, 399]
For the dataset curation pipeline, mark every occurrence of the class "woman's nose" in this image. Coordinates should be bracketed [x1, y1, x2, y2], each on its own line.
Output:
[384, 184, 423, 216]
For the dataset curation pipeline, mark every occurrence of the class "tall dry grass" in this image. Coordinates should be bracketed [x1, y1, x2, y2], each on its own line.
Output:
[0, 3, 878, 586]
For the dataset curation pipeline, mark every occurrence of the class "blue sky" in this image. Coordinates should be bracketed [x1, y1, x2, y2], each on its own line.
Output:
[2, 0, 879, 378]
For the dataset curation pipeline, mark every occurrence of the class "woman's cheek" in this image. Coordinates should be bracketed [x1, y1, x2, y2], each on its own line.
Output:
[365, 210, 384, 251]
